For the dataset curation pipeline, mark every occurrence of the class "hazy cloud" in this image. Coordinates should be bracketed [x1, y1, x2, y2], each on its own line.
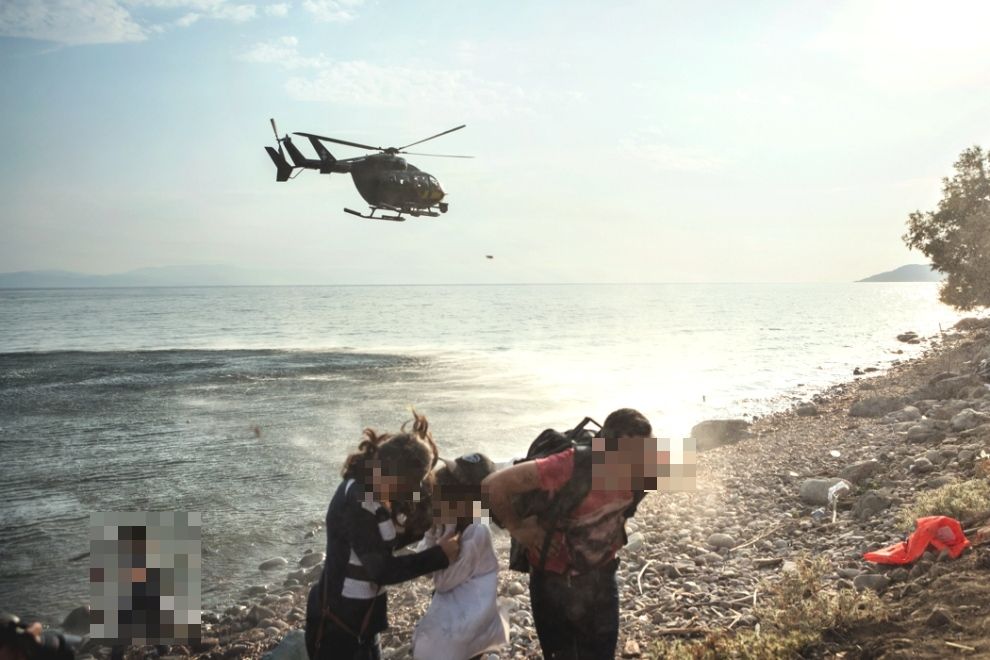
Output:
[619, 131, 726, 172]
[284, 59, 527, 119]
[264, 2, 289, 16]
[239, 36, 327, 68]
[0, 0, 146, 44]
[0, 0, 270, 45]
[300, 0, 362, 22]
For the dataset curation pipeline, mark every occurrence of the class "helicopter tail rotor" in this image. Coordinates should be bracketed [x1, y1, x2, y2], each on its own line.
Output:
[270, 118, 285, 158]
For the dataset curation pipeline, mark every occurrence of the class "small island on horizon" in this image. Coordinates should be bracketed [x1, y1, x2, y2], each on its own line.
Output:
[857, 264, 943, 283]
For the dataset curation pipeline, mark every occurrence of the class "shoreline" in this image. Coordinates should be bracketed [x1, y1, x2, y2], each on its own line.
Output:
[47, 317, 990, 659]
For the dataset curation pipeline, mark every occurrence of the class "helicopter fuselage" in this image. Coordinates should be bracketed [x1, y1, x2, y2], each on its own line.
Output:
[350, 155, 445, 211]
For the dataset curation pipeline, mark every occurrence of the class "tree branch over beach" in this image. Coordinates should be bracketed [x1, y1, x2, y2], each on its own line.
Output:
[904, 145, 990, 311]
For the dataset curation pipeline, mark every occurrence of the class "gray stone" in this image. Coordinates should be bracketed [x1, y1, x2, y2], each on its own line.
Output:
[889, 568, 910, 582]
[849, 396, 907, 418]
[299, 552, 325, 568]
[840, 460, 880, 485]
[950, 408, 990, 432]
[507, 581, 526, 596]
[925, 608, 954, 628]
[259, 557, 288, 571]
[853, 574, 890, 592]
[927, 475, 956, 488]
[796, 402, 818, 417]
[249, 605, 277, 625]
[906, 423, 944, 444]
[799, 478, 853, 506]
[960, 423, 990, 438]
[690, 419, 751, 451]
[705, 533, 736, 549]
[916, 375, 983, 401]
[885, 406, 922, 423]
[852, 490, 893, 521]
[910, 457, 934, 473]
[909, 560, 932, 579]
[624, 531, 645, 553]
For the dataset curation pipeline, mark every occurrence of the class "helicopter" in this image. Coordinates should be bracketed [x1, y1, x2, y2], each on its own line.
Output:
[265, 119, 471, 222]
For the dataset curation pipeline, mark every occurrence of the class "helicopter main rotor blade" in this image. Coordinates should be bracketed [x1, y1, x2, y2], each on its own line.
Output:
[395, 124, 466, 151]
[294, 132, 382, 151]
[400, 151, 474, 159]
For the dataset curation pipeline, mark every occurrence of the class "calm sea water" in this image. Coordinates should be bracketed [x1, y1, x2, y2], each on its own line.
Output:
[0, 283, 964, 623]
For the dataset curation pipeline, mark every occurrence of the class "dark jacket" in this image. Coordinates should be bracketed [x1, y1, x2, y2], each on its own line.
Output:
[305, 478, 448, 655]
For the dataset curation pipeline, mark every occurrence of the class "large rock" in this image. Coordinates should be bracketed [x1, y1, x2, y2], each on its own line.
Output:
[916, 375, 982, 401]
[61, 605, 91, 635]
[849, 396, 907, 418]
[840, 460, 880, 485]
[884, 406, 922, 423]
[690, 419, 751, 452]
[261, 629, 307, 660]
[954, 317, 990, 331]
[795, 402, 819, 417]
[950, 409, 990, 432]
[799, 478, 853, 506]
[259, 557, 288, 571]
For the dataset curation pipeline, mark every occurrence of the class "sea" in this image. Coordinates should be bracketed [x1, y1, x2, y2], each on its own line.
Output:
[0, 283, 967, 624]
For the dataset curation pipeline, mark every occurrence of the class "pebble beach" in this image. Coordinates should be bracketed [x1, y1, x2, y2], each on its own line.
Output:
[58, 316, 990, 660]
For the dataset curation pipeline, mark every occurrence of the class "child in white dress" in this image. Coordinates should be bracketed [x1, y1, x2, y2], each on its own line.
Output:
[412, 453, 509, 660]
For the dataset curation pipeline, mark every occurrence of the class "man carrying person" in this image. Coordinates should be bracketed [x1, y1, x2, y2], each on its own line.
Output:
[482, 408, 660, 660]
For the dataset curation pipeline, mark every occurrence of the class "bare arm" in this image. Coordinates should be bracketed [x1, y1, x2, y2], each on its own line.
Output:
[481, 461, 540, 531]
[481, 461, 555, 553]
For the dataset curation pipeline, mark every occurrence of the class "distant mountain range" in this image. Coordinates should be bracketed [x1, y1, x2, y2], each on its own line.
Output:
[0, 263, 948, 288]
[0, 265, 308, 288]
[857, 264, 944, 283]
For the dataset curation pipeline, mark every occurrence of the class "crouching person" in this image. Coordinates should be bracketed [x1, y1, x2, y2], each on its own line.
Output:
[482, 409, 658, 660]
[306, 412, 461, 660]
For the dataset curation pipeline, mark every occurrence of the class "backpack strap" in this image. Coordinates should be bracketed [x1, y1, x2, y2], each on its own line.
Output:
[535, 442, 595, 571]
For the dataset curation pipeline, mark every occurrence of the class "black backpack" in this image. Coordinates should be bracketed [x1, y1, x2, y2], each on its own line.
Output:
[506, 416, 646, 573]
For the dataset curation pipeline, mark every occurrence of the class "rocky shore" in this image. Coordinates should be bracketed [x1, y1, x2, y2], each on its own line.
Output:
[65, 317, 990, 659]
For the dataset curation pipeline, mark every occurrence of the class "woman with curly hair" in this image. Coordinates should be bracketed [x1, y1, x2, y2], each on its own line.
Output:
[305, 411, 460, 660]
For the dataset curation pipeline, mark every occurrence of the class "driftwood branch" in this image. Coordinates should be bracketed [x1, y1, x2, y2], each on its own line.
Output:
[637, 559, 655, 596]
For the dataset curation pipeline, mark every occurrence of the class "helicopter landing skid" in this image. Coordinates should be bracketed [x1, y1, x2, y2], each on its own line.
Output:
[344, 208, 406, 222]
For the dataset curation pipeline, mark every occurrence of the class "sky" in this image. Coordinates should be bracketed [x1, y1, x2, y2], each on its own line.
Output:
[1, 0, 989, 284]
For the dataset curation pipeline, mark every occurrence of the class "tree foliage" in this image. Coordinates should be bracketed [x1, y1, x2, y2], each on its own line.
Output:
[903, 146, 990, 310]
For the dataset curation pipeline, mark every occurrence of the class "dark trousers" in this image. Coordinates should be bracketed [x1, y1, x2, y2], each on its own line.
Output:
[529, 561, 619, 660]
[305, 622, 381, 660]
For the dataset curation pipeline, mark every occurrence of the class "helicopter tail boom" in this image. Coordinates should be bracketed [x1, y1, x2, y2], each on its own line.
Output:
[265, 146, 293, 182]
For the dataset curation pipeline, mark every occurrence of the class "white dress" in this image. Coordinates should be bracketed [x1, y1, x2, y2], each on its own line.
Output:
[411, 522, 509, 660]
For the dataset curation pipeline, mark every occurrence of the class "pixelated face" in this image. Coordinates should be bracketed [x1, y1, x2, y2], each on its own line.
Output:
[371, 459, 424, 503]
[592, 434, 662, 491]
[430, 485, 476, 524]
